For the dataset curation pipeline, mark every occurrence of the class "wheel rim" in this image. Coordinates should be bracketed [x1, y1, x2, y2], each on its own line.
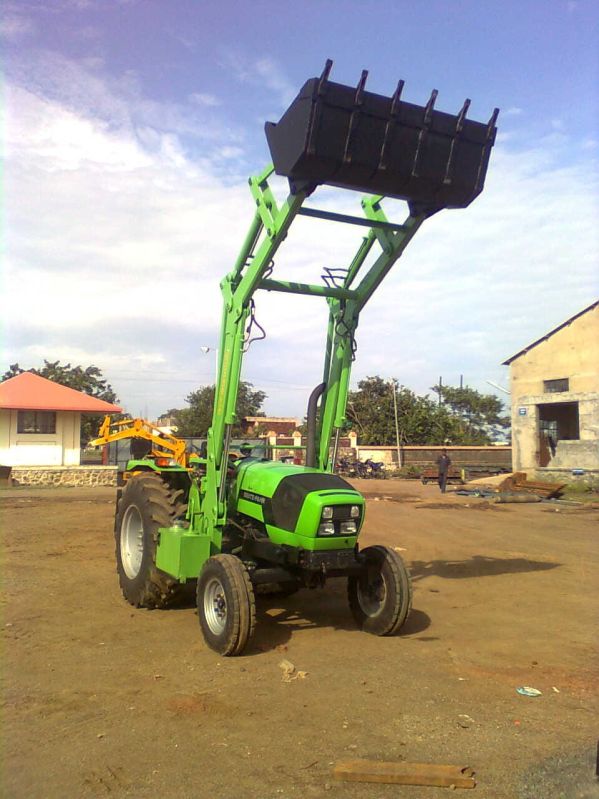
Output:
[204, 577, 227, 635]
[357, 566, 387, 617]
[121, 504, 144, 579]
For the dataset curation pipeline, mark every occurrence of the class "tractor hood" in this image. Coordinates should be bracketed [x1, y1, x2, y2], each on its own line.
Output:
[231, 459, 365, 540]
[233, 459, 336, 498]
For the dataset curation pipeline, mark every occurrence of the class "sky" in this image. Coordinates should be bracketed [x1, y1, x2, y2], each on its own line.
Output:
[2, 0, 598, 421]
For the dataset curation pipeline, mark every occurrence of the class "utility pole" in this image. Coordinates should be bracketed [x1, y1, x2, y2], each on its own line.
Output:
[201, 346, 219, 383]
[390, 378, 402, 469]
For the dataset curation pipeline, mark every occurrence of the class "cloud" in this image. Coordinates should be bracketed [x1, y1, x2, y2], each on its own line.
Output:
[5, 49, 245, 153]
[221, 52, 297, 110]
[3, 52, 597, 420]
[0, 9, 35, 40]
[189, 92, 221, 107]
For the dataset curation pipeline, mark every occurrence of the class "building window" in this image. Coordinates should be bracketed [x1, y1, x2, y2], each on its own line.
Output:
[543, 378, 569, 393]
[17, 411, 57, 434]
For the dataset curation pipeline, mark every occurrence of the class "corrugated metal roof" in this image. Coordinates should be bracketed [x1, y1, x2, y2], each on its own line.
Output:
[0, 372, 122, 413]
[502, 300, 599, 366]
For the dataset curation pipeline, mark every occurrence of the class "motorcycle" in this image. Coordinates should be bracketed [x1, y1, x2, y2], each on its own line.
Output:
[336, 457, 386, 479]
[363, 458, 386, 479]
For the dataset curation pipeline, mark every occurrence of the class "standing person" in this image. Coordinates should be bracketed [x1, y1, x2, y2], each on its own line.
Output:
[436, 448, 452, 494]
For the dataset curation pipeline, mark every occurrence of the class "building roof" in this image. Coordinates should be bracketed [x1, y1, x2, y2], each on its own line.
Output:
[0, 372, 122, 413]
[502, 300, 599, 366]
[244, 416, 301, 423]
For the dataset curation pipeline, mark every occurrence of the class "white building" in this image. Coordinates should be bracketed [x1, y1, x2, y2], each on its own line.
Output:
[0, 372, 121, 467]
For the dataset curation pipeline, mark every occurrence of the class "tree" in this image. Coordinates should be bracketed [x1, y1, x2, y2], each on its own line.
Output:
[1, 361, 119, 444]
[345, 376, 510, 446]
[346, 376, 459, 446]
[172, 382, 266, 437]
[430, 384, 510, 444]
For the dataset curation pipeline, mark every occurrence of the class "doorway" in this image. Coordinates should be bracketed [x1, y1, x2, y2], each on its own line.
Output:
[536, 402, 579, 466]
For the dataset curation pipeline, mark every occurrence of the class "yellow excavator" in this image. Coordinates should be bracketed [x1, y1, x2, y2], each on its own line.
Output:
[91, 415, 188, 471]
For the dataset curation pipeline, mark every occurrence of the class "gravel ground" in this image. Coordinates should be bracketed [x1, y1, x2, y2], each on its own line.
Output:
[2, 480, 598, 798]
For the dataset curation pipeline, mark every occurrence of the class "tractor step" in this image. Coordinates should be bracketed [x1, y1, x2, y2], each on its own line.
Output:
[265, 59, 499, 215]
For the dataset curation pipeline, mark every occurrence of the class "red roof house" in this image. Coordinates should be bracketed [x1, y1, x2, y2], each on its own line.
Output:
[0, 373, 121, 467]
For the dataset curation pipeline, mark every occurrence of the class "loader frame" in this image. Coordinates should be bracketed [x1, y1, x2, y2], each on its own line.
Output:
[155, 166, 426, 578]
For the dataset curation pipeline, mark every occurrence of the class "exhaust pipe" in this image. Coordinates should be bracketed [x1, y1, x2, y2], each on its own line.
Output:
[305, 382, 326, 468]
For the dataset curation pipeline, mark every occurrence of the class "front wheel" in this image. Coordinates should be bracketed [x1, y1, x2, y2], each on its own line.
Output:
[197, 555, 256, 656]
[348, 545, 412, 636]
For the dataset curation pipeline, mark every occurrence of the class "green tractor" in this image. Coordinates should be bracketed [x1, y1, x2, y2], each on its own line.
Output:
[114, 61, 499, 655]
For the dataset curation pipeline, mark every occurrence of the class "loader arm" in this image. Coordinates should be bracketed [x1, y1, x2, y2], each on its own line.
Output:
[200, 173, 425, 530]
[200, 168, 307, 539]
[315, 201, 426, 471]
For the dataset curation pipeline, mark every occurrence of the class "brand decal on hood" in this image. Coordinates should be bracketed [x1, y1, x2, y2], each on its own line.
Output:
[240, 490, 267, 505]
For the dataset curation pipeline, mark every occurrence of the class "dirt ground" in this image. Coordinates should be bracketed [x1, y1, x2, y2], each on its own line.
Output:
[2, 480, 598, 799]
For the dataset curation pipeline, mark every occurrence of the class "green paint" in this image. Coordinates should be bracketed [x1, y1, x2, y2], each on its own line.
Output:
[155, 525, 211, 581]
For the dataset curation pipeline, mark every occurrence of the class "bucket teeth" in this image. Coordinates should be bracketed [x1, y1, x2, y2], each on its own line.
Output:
[390, 80, 405, 117]
[318, 58, 333, 96]
[423, 89, 439, 124]
[456, 98, 471, 132]
[354, 70, 368, 105]
[265, 61, 500, 211]
[443, 98, 472, 185]
[412, 89, 438, 178]
[486, 107, 500, 139]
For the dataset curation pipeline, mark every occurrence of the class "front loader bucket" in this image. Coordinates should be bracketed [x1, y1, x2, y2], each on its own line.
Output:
[265, 60, 499, 214]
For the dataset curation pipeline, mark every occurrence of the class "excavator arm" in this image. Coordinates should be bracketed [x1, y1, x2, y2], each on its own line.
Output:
[91, 416, 188, 468]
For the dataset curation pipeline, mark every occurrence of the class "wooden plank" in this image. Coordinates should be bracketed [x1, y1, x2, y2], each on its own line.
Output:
[333, 759, 476, 788]
[512, 475, 565, 498]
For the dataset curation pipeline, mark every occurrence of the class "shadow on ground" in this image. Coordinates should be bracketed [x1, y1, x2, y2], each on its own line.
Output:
[248, 584, 431, 654]
[410, 555, 560, 581]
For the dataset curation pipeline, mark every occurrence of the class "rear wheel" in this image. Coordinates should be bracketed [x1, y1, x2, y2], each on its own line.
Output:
[348, 545, 412, 635]
[115, 473, 187, 608]
[197, 555, 256, 656]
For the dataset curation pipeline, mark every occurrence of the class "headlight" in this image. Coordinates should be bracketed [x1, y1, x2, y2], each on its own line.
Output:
[318, 522, 335, 536]
[339, 520, 357, 534]
[350, 505, 360, 518]
[321, 506, 333, 520]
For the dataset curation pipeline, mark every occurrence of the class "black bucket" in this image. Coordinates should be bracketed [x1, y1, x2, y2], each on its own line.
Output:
[265, 61, 499, 213]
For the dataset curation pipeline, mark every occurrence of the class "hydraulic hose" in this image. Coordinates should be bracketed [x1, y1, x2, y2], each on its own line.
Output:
[305, 382, 326, 468]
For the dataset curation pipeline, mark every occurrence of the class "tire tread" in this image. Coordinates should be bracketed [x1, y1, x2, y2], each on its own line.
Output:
[348, 544, 412, 636]
[197, 555, 256, 656]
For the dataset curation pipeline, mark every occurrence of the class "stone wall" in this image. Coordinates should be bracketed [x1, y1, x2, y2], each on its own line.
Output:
[355, 445, 512, 470]
[10, 466, 117, 487]
[547, 439, 599, 470]
[265, 434, 510, 472]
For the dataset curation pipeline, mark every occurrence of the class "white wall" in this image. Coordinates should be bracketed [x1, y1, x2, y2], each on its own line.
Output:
[0, 410, 82, 466]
